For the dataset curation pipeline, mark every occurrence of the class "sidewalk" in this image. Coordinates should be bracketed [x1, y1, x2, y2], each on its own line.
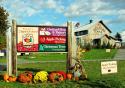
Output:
[113, 49, 125, 60]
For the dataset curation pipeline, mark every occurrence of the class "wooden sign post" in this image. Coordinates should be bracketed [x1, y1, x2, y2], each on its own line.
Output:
[6, 27, 12, 76]
[12, 20, 17, 75]
[67, 22, 72, 73]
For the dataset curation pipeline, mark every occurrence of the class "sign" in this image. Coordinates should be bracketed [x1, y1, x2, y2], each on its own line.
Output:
[17, 27, 39, 52]
[39, 36, 66, 44]
[106, 49, 111, 52]
[101, 61, 117, 74]
[17, 26, 67, 52]
[0, 52, 4, 56]
[39, 44, 66, 52]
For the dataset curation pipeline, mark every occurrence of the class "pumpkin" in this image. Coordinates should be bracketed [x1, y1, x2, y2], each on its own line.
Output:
[48, 72, 64, 82]
[48, 72, 57, 82]
[8, 76, 17, 82]
[66, 73, 72, 80]
[3, 73, 9, 82]
[18, 71, 33, 83]
[56, 71, 66, 80]
[75, 77, 79, 81]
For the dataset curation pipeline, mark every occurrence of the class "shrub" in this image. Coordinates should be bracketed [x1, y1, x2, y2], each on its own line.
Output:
[84, 43, 92, 51]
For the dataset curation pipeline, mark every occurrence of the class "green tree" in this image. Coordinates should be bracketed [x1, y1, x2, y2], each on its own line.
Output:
[0, 6, 9, 50]
[0, 6, 9, 35]
[115, 32, 122, 42]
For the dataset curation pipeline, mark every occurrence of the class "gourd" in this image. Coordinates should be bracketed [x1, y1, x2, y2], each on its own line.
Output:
[8, 76, 17, 82]
[3, 73, 9, 82]
[66, 73, 72, 80]
[18, 71, 33, 83]
[48, 71, 64, 82]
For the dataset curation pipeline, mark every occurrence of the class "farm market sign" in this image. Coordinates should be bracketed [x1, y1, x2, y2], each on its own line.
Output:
[17, 26, 67, 52]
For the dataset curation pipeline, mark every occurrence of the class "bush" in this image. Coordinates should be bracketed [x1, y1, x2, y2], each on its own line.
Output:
[84, 43, 92, 51]
[101, 42, 107, 49]
[106, 42, 112, 49]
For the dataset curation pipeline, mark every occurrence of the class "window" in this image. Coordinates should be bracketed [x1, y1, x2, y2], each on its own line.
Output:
[75, 32, 80, 36]
[75, 30, 88, 36]
[80, 30, 88, 35]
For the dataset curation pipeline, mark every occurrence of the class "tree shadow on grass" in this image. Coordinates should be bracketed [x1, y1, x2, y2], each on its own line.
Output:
[17, 68, 44, 73]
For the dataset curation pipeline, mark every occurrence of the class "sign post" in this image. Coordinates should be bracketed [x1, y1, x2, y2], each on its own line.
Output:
[12, 20, 17, 75]
[6, 27, 12, 76]
[67, 22, 72, 73]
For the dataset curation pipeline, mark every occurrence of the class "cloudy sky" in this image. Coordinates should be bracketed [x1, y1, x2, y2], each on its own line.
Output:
[0, 0, 125, 35]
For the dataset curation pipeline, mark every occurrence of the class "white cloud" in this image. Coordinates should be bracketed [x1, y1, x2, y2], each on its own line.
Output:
[1, 0, 125, 25]
[42, 21, 53, 25]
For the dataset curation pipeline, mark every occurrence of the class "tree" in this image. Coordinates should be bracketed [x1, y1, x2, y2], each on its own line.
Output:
[115, 32, 122, 42]
[0, 6, 9, 50]
[0, 6, 9, 35]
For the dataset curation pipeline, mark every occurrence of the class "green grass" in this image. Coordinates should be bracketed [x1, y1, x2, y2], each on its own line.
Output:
[0, 49, 117, 64]
[0, 60, 125, 88]
[17, 62, 66, 74]
[0, 57, 6, 63]
[18, 49, 117, 61]
[18, 53, 67, 61]
[83, 49, 117, 60]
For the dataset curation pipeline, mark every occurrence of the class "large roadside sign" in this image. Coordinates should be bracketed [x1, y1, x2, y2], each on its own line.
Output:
[17, 26, 68, 52]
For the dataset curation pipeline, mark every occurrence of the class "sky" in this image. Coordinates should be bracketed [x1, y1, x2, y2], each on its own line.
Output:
[0, 0, 125, 35]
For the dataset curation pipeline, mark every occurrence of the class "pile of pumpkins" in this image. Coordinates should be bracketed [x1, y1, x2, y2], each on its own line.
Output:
[3, 71, 73, 83]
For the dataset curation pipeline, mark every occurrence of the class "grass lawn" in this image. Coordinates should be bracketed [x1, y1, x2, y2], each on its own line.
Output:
[18, 53, 67, 61]
[82, 49, 117, 60]
[0, 57, 6, 63]
[0, 60, 125, 88]
[0, 49, 123, 88]
[0, 49, 117, 64]
[18, 49, 117, 61]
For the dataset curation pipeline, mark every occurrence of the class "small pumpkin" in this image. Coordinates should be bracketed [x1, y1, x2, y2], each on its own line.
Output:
[8, 76, 17, 82]
[75, 77, 79, 81]
[3, 73, 9, 82]
[66, 73, 72, 80]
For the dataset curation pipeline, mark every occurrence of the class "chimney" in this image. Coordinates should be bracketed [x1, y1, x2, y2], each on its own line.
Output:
[89, 20, 93, 23]
[75, 22, 80, 27]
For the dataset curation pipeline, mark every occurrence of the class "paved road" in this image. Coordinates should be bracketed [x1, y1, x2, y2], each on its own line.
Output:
[113, 49, 125, 60]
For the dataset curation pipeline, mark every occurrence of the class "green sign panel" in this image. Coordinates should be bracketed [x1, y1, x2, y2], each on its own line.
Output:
[39, 44, 67, 52]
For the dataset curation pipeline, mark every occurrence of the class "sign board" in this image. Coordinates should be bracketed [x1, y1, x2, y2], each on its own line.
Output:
[101, 61, 117, 74]
[106, 49, 111, 52]
[0, 52, 4, 56]
[17, 26, 67, 52]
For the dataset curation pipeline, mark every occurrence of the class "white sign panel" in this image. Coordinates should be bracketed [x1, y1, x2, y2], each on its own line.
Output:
[101, 61, 117, 74]
[0, 52, 4, 56]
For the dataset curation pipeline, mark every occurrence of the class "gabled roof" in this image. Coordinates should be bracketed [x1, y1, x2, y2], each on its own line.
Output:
[74, 20, 112, 33]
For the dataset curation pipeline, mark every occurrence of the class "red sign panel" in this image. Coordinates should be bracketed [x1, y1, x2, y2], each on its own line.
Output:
[39, 36, 66, 44]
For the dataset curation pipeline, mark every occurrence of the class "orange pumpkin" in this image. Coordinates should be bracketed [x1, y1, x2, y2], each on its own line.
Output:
[3, 73, 9, 82]
[66, 73, 72, 80]
[48, 72, 57, 82]
[18, 72, 33, 83]
[8, 76, 17, 82]
[75, 77, 79, 81]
